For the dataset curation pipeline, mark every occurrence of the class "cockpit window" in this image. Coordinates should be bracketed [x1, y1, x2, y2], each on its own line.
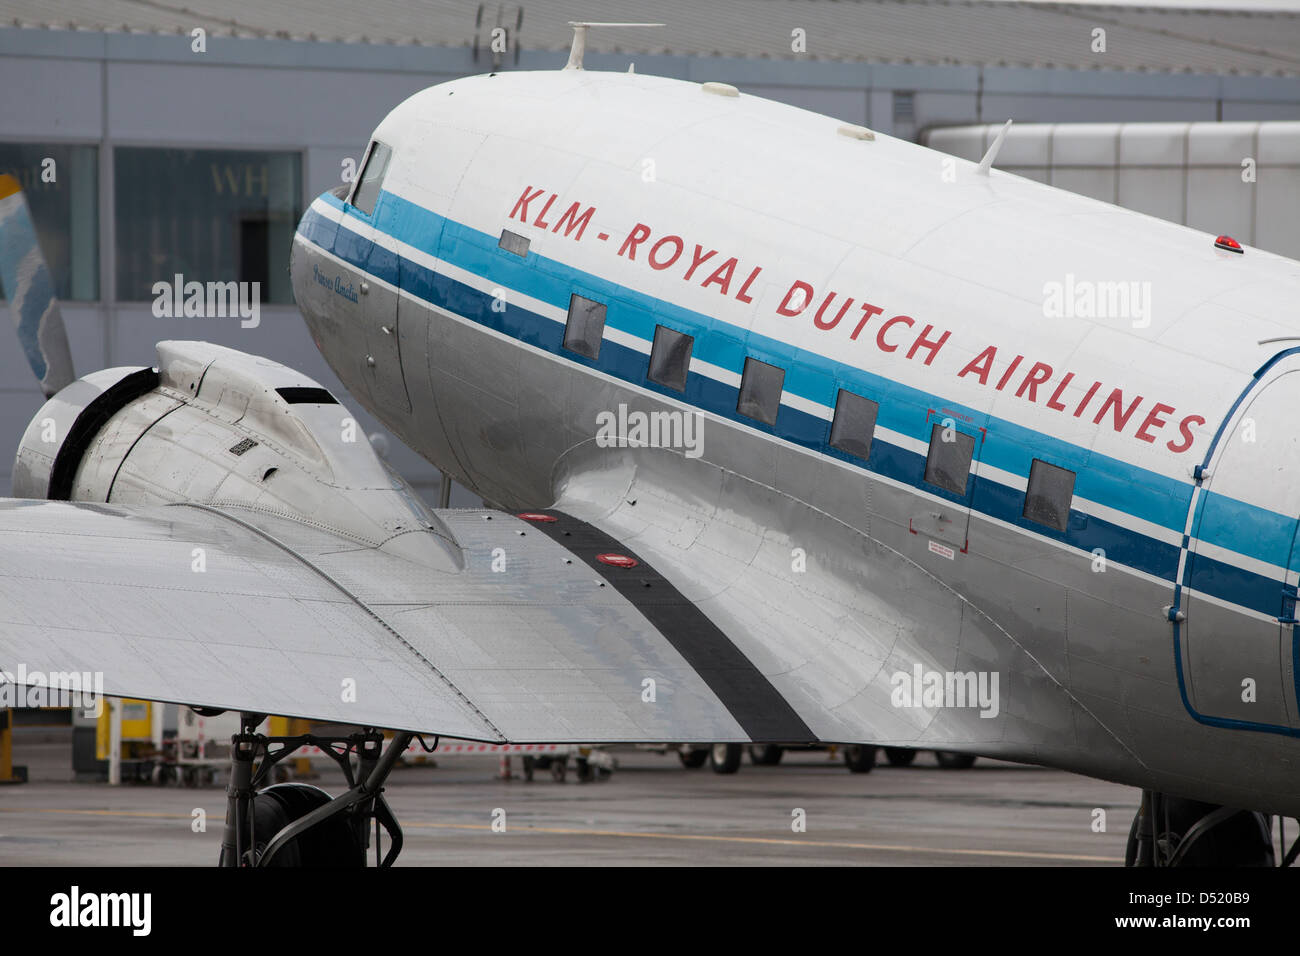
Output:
[350, 140, 391, 215]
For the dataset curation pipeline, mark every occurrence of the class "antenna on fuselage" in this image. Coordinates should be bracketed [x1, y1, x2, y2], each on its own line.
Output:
[564, 21, 664, 70]
[976, 119, 1013, 176]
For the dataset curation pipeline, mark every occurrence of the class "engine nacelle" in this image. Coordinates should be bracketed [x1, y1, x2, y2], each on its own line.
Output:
[13, 340, 460, 570]
[14, 364, 158, 501]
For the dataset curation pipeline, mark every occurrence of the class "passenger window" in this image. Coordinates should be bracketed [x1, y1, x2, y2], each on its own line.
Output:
[923, 422, 975, 495]
[829, 389, 879, 460]
[1023, 459, 1075, 531]
[350, 141, 392, 215]
[498, 229, 529, 258]
[648, 325, 693, 392]
[737, 358, 785, 426]
[563, 293, 607, 359]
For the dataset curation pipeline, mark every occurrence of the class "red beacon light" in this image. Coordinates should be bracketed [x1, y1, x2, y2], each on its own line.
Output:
[1214, 235, 1244, 254]
[596, 553, 639, 569]
[517, 512, 557, 522]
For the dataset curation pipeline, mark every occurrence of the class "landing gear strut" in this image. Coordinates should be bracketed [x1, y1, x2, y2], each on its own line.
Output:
[1126, 790, 1278, 867]
[219, 713, 415, 867]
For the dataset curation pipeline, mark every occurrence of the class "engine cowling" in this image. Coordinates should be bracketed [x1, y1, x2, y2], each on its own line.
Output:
[12, 340, 461, 570]
[13, 364, 158, 501]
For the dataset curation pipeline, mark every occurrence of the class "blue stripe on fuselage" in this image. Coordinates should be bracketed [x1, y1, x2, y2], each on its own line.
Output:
[295, 192, 1289, 618]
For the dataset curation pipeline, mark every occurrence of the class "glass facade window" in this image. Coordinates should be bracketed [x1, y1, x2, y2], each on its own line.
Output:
[115, 147, 301, 304]
[0, 143, 98, 301]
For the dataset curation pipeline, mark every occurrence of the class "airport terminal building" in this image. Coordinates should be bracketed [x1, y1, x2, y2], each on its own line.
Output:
[1, 0, 1298, 498]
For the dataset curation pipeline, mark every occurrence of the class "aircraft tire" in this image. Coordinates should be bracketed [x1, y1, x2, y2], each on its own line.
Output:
[1126, 796, 1274, 867]
[218, 783, 363, 867]
[709, 743, 742, 774]
[884, 747, 917, 767]
[934, 751, 977, 769]
[843, 745, 877, 773]
[677, 749, 708, 769]
[748, 744, 784, 766]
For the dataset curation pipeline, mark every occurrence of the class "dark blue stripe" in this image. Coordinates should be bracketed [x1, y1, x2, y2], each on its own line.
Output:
[322, 190, 1201, 532]
[1187, 552, 1285, 622]
[299, 202, 1290, 619]
[343, 186, 1296, 574]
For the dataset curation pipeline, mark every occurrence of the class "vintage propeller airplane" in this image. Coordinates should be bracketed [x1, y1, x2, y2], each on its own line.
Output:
[2, 27, 1298, 866]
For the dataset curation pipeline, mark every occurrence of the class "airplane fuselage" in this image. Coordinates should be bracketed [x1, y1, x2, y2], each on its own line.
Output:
[291, 70, 1300, 815]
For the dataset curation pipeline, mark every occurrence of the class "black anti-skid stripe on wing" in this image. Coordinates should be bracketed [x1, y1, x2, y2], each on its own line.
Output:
[526, 510, 816, 744]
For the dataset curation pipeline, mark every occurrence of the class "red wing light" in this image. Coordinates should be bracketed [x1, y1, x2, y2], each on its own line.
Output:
[597, 553, 639, 568]
[1214, 235, 1243, 253]
[518, 512, 557, 522]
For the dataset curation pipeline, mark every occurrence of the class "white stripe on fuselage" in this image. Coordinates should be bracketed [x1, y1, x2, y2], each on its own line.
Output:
[296, 205, 1268, 613]
[296, 228, 1187, 603]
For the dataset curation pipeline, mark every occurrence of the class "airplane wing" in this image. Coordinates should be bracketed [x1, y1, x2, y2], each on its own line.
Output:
[0, 331, 1132, 759]
[0, 465, 1141, 764]
[0, 497, 753, 743]
[0, 325, 809, 747]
